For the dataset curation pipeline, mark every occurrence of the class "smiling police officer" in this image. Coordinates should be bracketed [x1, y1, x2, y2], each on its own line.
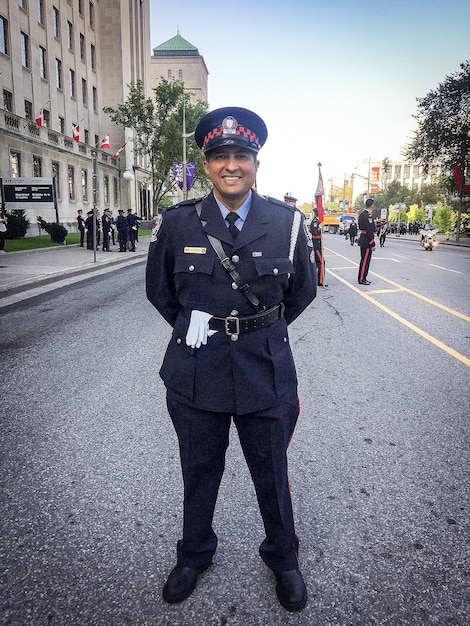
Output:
[146, 106, 317, 612]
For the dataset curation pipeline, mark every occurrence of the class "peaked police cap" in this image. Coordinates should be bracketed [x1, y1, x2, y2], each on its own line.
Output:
[195, 107, 268, 154]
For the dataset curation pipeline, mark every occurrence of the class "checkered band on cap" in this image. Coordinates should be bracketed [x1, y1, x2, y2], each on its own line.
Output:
[203, 124, 261, 150]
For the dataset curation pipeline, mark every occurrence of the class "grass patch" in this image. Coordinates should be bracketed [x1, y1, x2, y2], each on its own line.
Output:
[4, 230, 152, 252]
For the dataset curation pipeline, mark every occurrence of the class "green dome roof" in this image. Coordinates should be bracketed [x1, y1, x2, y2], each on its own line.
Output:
[152, 34, 199, 57]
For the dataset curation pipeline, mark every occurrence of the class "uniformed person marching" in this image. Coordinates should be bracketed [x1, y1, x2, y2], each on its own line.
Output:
[146, 107, 317, 612]
[357, 198, 376, 284]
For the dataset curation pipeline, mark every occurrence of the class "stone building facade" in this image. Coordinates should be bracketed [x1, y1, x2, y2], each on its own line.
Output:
[0, 0, 151, 234]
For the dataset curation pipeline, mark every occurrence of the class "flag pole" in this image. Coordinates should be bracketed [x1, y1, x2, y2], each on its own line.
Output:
[317, 162, 326, 288]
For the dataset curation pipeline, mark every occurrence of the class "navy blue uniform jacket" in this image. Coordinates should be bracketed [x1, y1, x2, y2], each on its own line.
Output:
[146, 190, 317, 415]
[358, 209, 376, 248]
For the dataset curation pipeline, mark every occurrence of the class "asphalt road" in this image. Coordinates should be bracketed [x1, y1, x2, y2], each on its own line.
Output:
[1, 237, 469, 625]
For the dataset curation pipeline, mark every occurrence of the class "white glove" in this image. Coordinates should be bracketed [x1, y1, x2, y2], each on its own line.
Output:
[185, 310, 217, 348]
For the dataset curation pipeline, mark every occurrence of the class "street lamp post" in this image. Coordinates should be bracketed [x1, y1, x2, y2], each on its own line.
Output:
[182, 93, 195, 201]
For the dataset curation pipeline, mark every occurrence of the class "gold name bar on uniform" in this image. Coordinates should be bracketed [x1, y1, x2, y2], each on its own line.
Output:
[184, 247, 207, 254]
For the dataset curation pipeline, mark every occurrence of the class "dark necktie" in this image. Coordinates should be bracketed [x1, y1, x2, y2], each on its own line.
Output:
[226, 212, 240, 238]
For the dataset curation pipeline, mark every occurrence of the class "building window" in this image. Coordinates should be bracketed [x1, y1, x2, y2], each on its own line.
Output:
[90, 44, 96, 70]
[403, 165, 410, 178]
[103, 176, 109, 205]
[39, 46, 47, 78]
[82, 77, 87, 106]
[33, 155, 42, 177]
[55, 58, 62, 89]
[20, 32, 30, 68]
[3, 89, 13, 111]
[79, 33, 85, 61]
[19, 0, 28, 11]
[92, 86, 97, 113]
[68, 165, 75, 200]
[178, 69, 183, 80]
[43, 108, 50, 127]
[37, 0, 45, 25]
[89, 2, 95, 29]
[78, 0, 83, 16]
[167, 69, 172, 79]
[25, 99, 33, 120]
[67, 21, 73, 49]
[53, 6, 60, 39]
[69, 69, 76, 98]
[52, 161, 60, 198]
[84, 129, 89, 144]
[10, 151, 21, 177]
[0, 16, 9, 56]
[113, 177, 118, 205]
[81, 169, 88, 201]
[58, 115, 65, 133]
[394, 165, 401, 179]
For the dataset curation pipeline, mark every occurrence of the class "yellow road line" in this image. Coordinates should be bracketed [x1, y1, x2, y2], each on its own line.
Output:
[325, 247, 470, 322]
[326, 268, 470, 368]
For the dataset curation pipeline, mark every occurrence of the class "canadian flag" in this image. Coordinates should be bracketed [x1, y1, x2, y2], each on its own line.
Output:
[35, 111, 43, 126]
[100, 134, 110, 149]
[113, 142, 127, 158]
[72, 123, 80, 142]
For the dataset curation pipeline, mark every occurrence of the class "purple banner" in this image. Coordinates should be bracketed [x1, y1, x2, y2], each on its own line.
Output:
[174, 162, 196, 190]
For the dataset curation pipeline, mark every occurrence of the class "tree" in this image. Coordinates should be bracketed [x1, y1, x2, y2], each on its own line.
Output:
[104, 79, 209, 212]
[5, 209, 29, 239]
[405, 60, 470, 241]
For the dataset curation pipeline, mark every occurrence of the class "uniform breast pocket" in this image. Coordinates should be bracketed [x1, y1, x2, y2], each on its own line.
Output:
[253, 257, 295, 279]
[174, 255, 216, 302]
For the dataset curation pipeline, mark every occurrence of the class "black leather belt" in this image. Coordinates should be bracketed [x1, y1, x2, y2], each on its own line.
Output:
[209, 303, 284, 336]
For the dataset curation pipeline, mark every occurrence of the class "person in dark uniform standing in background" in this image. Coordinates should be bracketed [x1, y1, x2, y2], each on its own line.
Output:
[101, 208, 112, 251]
[348, 219, 358, 246]
[77, 209, 85, 247]
[116, 209, 128, 252]
[146, 107, 317, 612]
[309, 208, 327, 286]
[126, 208, 138, 251]
[358, 198, 376, 284]
[84, 210, 94, 250]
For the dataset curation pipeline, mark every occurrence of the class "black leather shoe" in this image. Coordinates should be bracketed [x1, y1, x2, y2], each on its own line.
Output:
[163, 565, 208, 604]
[359, 280, 371, 285]
[275, 569, 307, 612]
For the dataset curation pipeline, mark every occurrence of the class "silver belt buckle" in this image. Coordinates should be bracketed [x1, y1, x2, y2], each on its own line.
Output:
[224, 316, 240, 336]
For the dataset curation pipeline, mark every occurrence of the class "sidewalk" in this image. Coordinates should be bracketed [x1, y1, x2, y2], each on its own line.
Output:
[0, 235, 151, 307]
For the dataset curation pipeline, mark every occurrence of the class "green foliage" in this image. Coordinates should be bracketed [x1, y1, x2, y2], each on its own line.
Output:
[104, 79, 209, 211]
[4, 209, 29, 239]
[405, 60, 470, 176]
[433, 204, 453, 232]
[404, 59, 470, 238]
[37, 216, 68, 244]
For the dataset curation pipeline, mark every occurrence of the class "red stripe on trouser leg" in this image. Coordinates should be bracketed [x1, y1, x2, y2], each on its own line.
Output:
[359, 248, 371, 283]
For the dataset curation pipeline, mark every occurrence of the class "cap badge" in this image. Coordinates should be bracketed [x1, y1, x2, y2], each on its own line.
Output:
[222, 116, 238, 135]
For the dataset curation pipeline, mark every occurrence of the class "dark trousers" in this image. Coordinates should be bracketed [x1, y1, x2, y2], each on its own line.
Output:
[358, 246, 372, 282]
[128, 228, 137, 250]
[79, 227, 85, 247]
[102, 230, 110, 251]
[118, 229, 127, 251]
[166, 392, 300, 574]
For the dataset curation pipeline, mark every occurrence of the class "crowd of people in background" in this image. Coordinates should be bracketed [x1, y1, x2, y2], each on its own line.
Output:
[77, 208, 141, 252]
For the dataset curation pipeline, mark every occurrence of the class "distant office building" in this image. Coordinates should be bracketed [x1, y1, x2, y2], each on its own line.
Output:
[150, 32, 208, 103]
[0, 0, 151, 233]
[353, 159, 438, 200]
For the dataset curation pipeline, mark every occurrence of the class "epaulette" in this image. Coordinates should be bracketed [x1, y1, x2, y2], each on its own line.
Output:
[262, 195, 296, 211]
[169, 197, 205, 211]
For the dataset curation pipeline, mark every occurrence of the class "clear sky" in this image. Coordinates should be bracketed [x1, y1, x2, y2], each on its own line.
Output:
[149, 0, 470, 204]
